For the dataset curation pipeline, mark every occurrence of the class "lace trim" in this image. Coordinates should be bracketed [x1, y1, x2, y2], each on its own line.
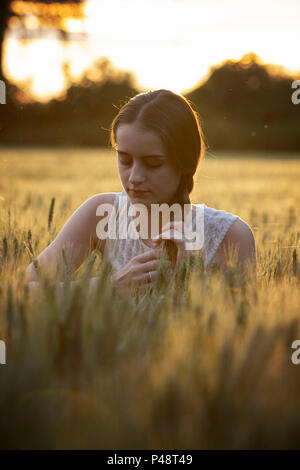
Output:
[104, 192, 240, 273]
[204, 205, 239, 267]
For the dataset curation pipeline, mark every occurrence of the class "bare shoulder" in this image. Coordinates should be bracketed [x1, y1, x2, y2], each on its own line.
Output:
[73, 192, 116, 227]
[212, 217, 256, 272]
[86, 192, 117, 212]
[84, 192, 117, 253]
[56, 192, 117, 254]
[225, 218, 255, 245]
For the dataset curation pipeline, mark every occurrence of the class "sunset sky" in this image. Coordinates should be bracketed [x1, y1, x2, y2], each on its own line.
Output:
[4, 0, 300, 101]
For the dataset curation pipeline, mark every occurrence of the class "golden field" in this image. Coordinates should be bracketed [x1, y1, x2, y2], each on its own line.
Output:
[0, 147, 300, 449]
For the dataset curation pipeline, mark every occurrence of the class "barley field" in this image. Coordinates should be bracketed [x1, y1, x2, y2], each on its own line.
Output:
[0, 147, 300, 450]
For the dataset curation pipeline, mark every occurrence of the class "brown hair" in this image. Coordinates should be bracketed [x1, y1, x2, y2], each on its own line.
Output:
[109, 89, 206, 207]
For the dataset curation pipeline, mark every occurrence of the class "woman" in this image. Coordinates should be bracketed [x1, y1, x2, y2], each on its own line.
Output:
[25, 89, 256, 297]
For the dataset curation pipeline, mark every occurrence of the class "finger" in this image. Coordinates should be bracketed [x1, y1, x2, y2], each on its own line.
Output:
[154, 228, 185, 241]
[154, 234, 187, 253]
[137, 258, 172, 274]
[133, 248, 164, 263]
[155, 220, 196, 240]
[133, 261, 171, 285]
[159, 220, 186, 233]
[140, 268, 173, 285]
[137, 270, 158, 285]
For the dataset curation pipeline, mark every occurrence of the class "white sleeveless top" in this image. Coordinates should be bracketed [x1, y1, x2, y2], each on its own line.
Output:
[103, 190, 240, 274]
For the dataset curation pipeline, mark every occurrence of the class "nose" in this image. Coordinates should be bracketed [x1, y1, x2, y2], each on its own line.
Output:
[128, 161, 146, 186]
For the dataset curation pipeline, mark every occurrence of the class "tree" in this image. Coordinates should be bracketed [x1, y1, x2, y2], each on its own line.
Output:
[184, 53, 299, 151]
[0, 0, 10, 80]
[0, 0, 84, 80]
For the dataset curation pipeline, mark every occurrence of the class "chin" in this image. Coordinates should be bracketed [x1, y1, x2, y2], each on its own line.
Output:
[128, 191, 151, 201]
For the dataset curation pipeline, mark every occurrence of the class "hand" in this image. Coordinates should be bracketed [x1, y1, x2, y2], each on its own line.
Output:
[111, 249, 172, 295]
[152, 221, 192, 267]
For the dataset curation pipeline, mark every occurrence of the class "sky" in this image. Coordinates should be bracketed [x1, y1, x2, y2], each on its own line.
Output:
[4, 0, 300, 101]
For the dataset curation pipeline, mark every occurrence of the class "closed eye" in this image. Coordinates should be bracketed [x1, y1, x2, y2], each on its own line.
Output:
[119, 158, 132, 166]
[119, 157, 163, 169]
[145, 161, 163, 168]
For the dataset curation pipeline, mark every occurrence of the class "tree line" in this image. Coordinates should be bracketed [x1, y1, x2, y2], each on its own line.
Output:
[1, 53, 299, 151]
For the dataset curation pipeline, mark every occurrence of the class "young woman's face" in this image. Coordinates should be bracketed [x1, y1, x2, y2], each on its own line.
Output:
[116, 122, 181, 206]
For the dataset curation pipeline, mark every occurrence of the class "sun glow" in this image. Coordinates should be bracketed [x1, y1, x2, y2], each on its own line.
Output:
[3, 0, 300, 101]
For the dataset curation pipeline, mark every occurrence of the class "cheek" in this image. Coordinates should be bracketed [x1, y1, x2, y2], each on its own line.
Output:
[155, 172, 180, 195]
[152, 168, 168, 184]
[163, 166, 181, 186]
[118, 164, 128, 180]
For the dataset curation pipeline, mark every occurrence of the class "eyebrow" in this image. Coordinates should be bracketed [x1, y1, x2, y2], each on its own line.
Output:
[117, 150, 166, 159]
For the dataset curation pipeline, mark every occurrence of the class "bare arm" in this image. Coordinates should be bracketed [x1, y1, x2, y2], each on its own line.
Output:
[25, 193, 116, 283]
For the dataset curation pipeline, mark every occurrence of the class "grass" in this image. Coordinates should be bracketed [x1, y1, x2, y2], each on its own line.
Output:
[0, 147, 300, 449]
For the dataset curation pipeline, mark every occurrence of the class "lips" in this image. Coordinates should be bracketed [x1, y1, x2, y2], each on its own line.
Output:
[129, 189, 149, 195]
